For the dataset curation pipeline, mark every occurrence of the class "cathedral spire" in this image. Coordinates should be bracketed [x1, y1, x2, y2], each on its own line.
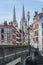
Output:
[22, 5, 25, 20]
[13, 6, 16, 22]
[13, 6, 18, 27]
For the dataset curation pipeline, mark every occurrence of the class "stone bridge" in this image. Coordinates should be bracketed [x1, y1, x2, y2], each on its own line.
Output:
[0, 45, 29, 65]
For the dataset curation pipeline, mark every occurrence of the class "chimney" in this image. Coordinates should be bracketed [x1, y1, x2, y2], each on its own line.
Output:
[4, 21, 7, 25]
[35, 11, 38, 16]
[9, 22, 13, 25]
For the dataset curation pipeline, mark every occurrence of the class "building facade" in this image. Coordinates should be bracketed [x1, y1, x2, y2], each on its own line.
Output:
[30, 8, 43, 52]
[30, 25, 34, 47]
[0, 21, 22, 45]
[0, 6, 23, 45]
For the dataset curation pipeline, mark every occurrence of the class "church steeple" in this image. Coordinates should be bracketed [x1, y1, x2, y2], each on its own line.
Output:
[13, 7, 16, 22]
[22, 5, 25, 20]
[20, 5, 27, 43]
[13, 6, 18, 27]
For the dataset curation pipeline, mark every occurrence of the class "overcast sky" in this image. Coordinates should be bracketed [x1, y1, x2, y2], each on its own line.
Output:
[0, 0, 43, 27]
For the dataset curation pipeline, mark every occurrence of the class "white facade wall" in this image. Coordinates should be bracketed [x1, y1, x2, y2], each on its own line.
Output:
[38, 22, 42, 51]
[30, 33, 33, 46]
[32, 21, 43, 51]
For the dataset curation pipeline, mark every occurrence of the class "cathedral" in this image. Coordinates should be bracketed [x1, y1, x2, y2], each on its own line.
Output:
[13, 5, 28, 43]
[0, 5, 29, 45]
[20, 5, 28, 43]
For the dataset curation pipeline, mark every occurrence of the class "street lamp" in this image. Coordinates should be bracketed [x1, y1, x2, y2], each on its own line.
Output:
[27, 11, 30, 55]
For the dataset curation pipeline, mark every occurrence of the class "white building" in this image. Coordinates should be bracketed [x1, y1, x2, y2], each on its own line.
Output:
[30, 8, 43, 53]
[30, 25, 34, 47]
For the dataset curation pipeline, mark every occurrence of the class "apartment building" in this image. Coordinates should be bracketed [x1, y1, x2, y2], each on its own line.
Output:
[0, 21, 22, 45]
[30, 8, 43, 51]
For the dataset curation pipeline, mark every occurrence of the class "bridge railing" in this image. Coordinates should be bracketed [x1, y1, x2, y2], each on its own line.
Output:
[0, 45, 28, 56]
[0, 45, 29, 65]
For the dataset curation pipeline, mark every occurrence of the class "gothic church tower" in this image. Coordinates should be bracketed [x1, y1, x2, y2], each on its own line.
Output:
[20, 5, 27, 43]
[13, 7, 18, 27]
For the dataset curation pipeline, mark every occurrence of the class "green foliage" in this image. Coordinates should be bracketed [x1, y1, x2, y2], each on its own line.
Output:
[7, 42, 13, 45]
[24, 40, 28, 45]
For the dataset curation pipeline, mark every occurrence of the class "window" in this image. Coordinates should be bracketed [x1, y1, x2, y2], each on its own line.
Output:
[16, 39, 20, 41]
[36, 37, 38, 41]
[5, 28, 10, 33]
[34, 30, 38, 36]
[7, 34, 10, 41]
[1, 28, 4, 33]
[5, 28, 11, 34]
[16, 34, 19, 37]
[35, 24, 38, 29]
[33, 37, 38, 42]
[42, 23, 43, 28]
[34, 24, 38, 29]
[1, 35, 4, 40]
[7, 28, 10, 33]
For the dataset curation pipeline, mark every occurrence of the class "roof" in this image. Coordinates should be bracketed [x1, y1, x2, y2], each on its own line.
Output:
[33, 12, 43, 20]
[0, 23, 16, 30]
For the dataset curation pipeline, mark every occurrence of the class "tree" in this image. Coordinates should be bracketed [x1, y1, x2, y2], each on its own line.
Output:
[24, 40, 28, 45]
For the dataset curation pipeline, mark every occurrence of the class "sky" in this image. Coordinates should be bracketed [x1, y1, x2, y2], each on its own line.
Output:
[0, 0, 43, 28]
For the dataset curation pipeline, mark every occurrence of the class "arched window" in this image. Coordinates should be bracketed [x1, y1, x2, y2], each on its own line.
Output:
[1, 35, 4, 40]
